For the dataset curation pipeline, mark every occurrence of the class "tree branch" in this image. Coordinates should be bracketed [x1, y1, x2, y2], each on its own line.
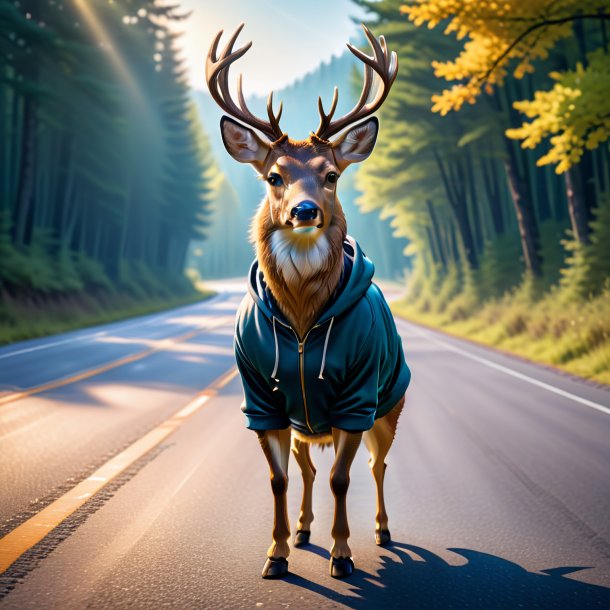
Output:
[479, 13, 610, 84]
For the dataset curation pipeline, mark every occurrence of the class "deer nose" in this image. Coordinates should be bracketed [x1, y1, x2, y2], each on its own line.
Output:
[290, 201, 319, 221]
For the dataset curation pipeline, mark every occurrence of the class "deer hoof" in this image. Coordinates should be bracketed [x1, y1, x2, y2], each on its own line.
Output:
[375, 529, 391, 546]
[294, 530, 311, 547]
[262, 557, 288, 579]
[330, 556, 354, 578]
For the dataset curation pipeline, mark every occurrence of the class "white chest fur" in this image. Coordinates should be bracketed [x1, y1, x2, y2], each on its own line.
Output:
[270, 230, 331, 284]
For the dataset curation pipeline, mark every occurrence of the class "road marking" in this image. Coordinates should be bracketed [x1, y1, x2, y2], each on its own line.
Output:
[214, 367, 240, 389]
[173, 394, 211, 419]
[0, 316, 233, 407]
[0, 365, 239, 575]
[0, 332, 105, 361]
[400, 320, 610, 417]
[0, 294, 223, 361]
[0, 412, 56, 442]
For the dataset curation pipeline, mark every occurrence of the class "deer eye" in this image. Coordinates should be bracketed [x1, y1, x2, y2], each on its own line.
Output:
[326, 171, 338, 184]
[267, 173, 283, 187]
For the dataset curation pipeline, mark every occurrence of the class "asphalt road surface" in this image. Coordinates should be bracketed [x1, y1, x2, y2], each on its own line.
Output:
[1, 280, 610, 609]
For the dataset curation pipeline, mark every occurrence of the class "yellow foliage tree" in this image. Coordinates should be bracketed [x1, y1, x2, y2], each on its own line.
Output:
[506, 50, 610, 173]
[401, 0, 610, 172]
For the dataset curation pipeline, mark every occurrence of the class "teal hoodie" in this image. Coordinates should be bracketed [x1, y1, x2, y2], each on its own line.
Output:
[234, 237, 411, 435]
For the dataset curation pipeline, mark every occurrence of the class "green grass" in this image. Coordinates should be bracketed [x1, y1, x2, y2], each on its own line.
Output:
[393, 278, 610, 387]
[0, 284, 215, 346]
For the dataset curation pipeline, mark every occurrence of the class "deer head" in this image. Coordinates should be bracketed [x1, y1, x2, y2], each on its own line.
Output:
[207, 23, 398, 337]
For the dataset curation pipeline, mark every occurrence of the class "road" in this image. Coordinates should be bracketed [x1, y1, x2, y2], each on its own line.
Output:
[1, 280, 610, 609]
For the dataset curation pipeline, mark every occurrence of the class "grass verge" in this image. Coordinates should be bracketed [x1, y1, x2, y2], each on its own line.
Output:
[392, 282, 610, 388]
[0, 285, 215, 346]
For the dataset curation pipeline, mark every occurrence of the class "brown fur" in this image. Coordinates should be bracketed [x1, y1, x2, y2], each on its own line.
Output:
[209, 23, 402, 576]
[248, 136, 405, 555]
[292, 428, 333, 447]
[251, 137, 347, 339]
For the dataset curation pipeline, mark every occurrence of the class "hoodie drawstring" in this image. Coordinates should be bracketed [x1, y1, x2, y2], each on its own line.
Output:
[318, 317, 334, 380]
[271, 316, 280, 382]
[270, 316, 335, 382]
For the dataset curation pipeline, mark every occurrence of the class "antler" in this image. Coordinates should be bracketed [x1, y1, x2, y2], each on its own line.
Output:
[315, 24, 398, 141]
[206, 23, 284, 141]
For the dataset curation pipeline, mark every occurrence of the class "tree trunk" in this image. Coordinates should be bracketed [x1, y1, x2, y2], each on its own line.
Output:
[177, 235, 190, 274]
[78, 192, 88, 253]
[0, 82, 11, 209]
[448, 222, 460, 265]
[465, 150, 484, 247]
[550, 171, 568, 221]
[504, 141, 542, 276]
[552, 49, 597, 227]
[580, 151, 597, 222]
[594, 145, 607, 194]
[433, 150, 478, 269]
[535, 166, 552, 222]
[93, 220, 103, 261]
[425, 227, 440, 267]
[574, 19, 589, 66]
[425, 199, 447, 268]
[13, 96, 37, 246]
[55, 131, 75, 240]
[10, 82, 23, 210]
[64, 185, 79, 251]
[495, 82, 543, 276]
[481, 157, 505, 235]
[564, 164, 590, 244]
[374, 213, 391, 275]
[452, 198, 478, 269]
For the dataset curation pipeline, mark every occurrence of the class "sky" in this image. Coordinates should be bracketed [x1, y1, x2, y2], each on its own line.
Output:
[176, 0, 369, 96]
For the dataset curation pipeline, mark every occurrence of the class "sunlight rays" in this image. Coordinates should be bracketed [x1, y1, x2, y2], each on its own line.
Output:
[72, 0, 143, 102]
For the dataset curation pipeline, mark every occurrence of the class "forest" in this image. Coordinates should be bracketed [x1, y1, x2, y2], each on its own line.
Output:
[1, 0, 609, 384]
[353, 0, 610, 384]
[0, 0, 213, 342]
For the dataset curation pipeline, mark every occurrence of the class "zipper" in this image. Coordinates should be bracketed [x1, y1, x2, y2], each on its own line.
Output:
[297, 340, 312, 433]
[274, 318, 325, 434]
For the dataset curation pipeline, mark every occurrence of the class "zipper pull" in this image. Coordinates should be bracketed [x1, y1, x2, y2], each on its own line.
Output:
[298, 342, 304, 354]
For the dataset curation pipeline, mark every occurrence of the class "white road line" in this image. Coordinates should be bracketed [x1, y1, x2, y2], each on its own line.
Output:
[0, 315, 235, 406]
[400, 319, 610, 417]
[174, 395, 210, 419]
[0, 332, 106, 361]
[0, 294, 225, 361]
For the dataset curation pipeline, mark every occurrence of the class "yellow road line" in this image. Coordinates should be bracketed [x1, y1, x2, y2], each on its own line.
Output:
[0, 316, 233, 407]
[214, 367, 240, 389]
[0, 365, 239, 575]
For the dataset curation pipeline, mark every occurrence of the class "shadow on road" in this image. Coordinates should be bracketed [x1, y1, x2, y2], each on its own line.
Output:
[286, 541, 610, 609]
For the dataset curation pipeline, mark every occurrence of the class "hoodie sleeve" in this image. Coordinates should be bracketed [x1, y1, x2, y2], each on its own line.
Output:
[234, 329, 290, 431]
[330, 328, 380, 432]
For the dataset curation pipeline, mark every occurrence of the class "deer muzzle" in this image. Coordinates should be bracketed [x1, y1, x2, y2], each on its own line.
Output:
[289, 201, 323, 233]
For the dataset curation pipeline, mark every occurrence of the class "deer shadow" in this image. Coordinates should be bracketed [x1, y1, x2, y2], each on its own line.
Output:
[285, 541, 610, 609]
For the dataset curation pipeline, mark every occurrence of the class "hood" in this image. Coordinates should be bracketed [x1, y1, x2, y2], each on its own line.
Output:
[247, 235, 375, 326]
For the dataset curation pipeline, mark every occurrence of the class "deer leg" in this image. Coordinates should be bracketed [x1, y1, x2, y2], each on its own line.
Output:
[363, 397, 404, 546]
[329, 428, 362, 578]
[291, 435, 316, 546]
[257, 428, 291, 578]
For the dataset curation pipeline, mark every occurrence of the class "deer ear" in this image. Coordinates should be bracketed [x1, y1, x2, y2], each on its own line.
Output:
[332, 117, 379, 171]
[220, 116, 270, 171]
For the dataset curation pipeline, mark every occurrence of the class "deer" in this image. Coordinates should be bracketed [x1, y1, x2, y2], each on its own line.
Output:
[206, 23, 410, 579]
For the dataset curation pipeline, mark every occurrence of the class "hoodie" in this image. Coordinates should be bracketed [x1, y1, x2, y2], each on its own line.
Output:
[234, 236, 411, 435]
